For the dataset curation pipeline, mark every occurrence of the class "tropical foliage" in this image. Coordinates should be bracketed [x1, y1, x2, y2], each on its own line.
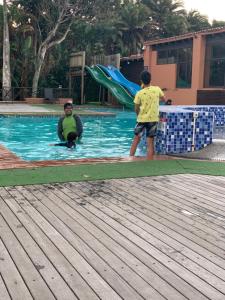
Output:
[0, 0, 220, 93]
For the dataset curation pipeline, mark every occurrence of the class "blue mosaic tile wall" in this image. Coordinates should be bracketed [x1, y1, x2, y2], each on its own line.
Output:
[155, 106, 215, 154]
[182, 105, 225, 126]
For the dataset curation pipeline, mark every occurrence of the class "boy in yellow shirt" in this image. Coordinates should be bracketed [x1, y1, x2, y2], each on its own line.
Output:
[130, 70, 166, 159]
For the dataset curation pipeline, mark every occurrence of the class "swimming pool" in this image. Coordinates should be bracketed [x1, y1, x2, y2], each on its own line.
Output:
[0, 111, 144, 161]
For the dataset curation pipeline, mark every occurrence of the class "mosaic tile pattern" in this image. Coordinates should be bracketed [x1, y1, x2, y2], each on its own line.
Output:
[193, 111, 213, 151]
[156, 106, 215, 154]
[182, 105, 225, 126]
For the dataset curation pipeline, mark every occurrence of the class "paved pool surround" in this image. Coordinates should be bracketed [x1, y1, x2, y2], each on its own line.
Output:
[155, 105, 223, 155]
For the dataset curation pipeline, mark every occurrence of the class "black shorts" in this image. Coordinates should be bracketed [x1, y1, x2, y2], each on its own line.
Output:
[134, 122, 158, 137]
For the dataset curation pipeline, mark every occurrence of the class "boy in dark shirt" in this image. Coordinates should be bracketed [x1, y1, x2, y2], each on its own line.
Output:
[58, 102, 83, 141]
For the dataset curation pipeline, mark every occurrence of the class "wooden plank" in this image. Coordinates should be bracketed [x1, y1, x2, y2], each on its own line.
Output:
[50, 181, 212, 300]
[146, 177, 225, 225]
[156, 174, 225, 228]
[15, 185, 150, 300]
[113, 176, 225, 236]
[26, 184, 182, 300]
[0, 212, 55, 300]
[177, 174, 225, 206]
[67, 181, 225, 300]
[1, 188, 98, 300]
[4, 187, 121, 300]
[0, 238, 32, 300]
[195, 175, 225, 187]
[3, 176, 224, 300]
[89, 179, 225, 274]
[76, 181, 225, 296]
[179, 174, 225, 185]
[30, 183, 207, 300]
[0, 192, 78, 300]
[142, 176, 225, 217]
[122, 177, 225, 239]
[132, 175, 225, 236]
[166, 175, 225, 209]
[110, 178, 225, 260]
[179, 174, 225, 194]
[0, 273, 11, 300]
[126, 176, 225, 233]
[193, 175, 225, 194]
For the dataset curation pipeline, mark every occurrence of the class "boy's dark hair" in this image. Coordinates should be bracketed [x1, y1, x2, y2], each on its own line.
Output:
[140, 70, 151, 85]
[64, 102, 73, 109]
[67, 131, 77, 142]
[166, 99, 172, 105]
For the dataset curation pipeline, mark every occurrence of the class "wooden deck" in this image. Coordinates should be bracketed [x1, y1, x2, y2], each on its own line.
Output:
[1, 174, 225, 299]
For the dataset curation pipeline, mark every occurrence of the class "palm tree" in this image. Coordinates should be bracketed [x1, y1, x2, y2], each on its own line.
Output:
[141, 0, 188, 38]
[186, 10, 210, 32]
[116, 2, 151, 55]
[212, 20, 225, 28]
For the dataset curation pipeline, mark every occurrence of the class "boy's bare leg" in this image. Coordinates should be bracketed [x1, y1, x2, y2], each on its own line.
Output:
[130, 135, 141, 156]
[146, 137, 154, 159]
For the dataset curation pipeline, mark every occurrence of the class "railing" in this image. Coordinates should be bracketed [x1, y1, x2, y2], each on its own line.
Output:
[88, 53, 121, 69]
[0, 87, 71, 101]
[53, 88, 71, 99]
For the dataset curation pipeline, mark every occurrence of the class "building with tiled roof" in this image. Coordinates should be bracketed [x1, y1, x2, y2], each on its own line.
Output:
[143, 26, 225, 105]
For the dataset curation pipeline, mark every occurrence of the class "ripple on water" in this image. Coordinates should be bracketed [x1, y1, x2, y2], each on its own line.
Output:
[0, 113, 140, 161]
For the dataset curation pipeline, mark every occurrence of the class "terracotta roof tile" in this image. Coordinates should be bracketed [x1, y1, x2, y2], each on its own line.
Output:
[144, 26, 225, 46]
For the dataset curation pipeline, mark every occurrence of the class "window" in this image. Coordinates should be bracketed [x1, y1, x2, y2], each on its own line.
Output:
[205, 42, 225, 88]
[167, 49, 177, 63]
[156, 46, 192, 88]
[176, 62, 192, 88]
[212, 44, 225, 59]
[157, 51, 168, 64]
[157, 47, 192, 65]
[209, 59, 225, 87]
[178, 48, 187, 62]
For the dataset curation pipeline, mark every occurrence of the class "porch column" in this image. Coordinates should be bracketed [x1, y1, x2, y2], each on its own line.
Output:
[143, 45, 153, 70]
[191, 34, 206, 90]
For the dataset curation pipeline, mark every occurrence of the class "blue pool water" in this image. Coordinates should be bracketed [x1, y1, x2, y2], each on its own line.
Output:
[0, 110, 144, 161]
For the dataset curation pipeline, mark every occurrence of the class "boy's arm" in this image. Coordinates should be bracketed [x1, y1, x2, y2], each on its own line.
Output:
[160, 95, 166, 104]
[49, 142, 66, 147]
[134, 92, 140, 116]
[159, 87, 166, 104]
[57, 117, 65, 141]
[56, 142, 67, 146]
[135, 104, 140, 116]
[74, 115, 83, 138]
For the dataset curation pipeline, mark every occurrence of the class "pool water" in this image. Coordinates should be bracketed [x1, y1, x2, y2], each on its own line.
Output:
[0, 111, 145, 161]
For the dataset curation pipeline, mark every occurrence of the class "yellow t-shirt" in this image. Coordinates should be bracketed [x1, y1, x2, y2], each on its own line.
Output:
[134, 86, 164, 122]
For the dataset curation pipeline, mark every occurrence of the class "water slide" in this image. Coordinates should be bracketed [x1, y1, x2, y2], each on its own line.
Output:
[97, 64, 141, 96]
[85, 65, 134, 109]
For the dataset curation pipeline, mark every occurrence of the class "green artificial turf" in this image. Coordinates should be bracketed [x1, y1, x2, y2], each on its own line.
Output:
[0, 159, 225, 187]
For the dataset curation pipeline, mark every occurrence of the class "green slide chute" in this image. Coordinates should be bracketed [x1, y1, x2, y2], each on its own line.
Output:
[85, 65, 134, 109]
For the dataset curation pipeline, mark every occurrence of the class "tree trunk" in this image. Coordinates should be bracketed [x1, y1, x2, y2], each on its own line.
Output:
[2, 0, 11, 101]
[32, 46, 47, 97]
[30, 3, 73, 97]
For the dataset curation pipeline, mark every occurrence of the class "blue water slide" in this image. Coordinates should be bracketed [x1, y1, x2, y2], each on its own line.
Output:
[85, 65, 134, 109]
[97, 64, 141, 96]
